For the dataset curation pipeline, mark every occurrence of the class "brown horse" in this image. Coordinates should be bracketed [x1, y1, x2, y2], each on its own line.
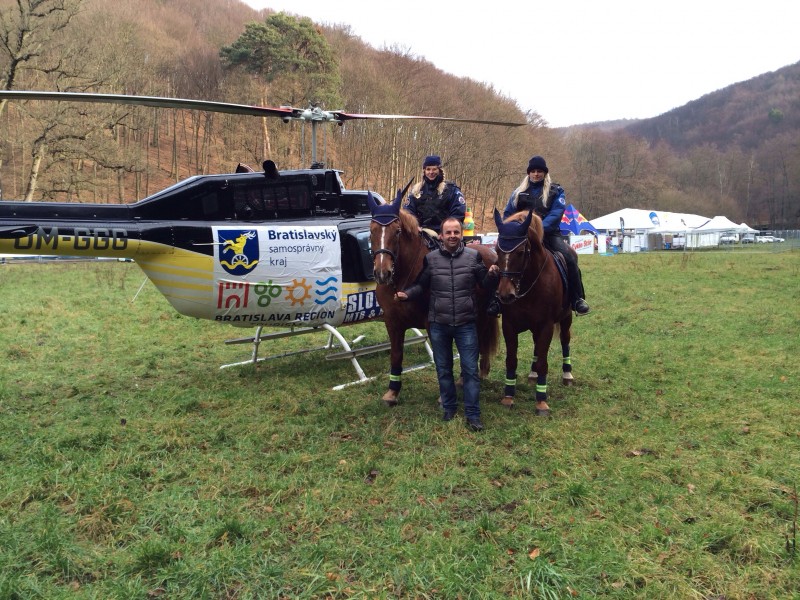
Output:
[493, 208, 574, 416]
[368, 183, 499, 406]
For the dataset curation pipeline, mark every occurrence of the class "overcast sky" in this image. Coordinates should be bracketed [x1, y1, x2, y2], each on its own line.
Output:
[241, 0, 800, 127]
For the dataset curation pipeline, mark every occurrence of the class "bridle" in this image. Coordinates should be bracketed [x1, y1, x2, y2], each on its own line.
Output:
[371, 217, 426, 290]
[496, 236, 548, 300]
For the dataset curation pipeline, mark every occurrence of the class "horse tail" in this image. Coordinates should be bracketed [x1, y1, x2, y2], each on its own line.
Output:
[479, 311, 500, 360]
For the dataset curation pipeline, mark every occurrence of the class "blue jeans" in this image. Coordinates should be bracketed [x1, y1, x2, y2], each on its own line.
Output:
[430, 321, 480, 419]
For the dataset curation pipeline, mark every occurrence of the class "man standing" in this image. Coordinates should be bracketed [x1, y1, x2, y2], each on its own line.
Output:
[395, 217, 499, 431]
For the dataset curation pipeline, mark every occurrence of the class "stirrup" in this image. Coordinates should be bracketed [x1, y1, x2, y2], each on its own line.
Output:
[574, 299, 590, 315]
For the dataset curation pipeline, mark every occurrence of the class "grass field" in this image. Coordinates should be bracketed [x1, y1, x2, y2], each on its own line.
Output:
[1, 249, 798, 599]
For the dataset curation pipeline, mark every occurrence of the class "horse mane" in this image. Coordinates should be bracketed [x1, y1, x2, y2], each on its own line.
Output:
[504, 210, 544, 243]
[398, 208, 422, 239]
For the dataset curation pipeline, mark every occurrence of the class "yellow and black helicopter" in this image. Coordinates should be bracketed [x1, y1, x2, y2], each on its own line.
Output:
[0, 90, 524, 386]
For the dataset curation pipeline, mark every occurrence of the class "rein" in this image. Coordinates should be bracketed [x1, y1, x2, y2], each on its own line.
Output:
[372, 220, 427, 290]
[498, 238, 549, 299]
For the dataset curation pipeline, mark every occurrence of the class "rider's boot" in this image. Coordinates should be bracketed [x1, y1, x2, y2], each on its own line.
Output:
[573, 297, 590, 315]
[573, 267, 590, 315]
[569, 265, 590, 315]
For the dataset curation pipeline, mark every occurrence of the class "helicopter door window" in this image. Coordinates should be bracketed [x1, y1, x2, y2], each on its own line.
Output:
[289, 184, 311, 212]
[233, 186, 269, 220]
[201, 193, 222, 219]
[264, 182, 312, 216]
[341, 229, 373, 282]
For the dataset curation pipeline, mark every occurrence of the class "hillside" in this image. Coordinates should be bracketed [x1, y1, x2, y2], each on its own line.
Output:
[622, 61, 800, 152]
[0, 0, 797, 228]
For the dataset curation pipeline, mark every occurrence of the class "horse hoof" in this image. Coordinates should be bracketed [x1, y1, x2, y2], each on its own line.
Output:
[382, 390, 399, 407]
[562, 374, 574, 386]
[535, 408, 551, 417]
[500, 396, 515, 409]
[528, 371, 538, 382]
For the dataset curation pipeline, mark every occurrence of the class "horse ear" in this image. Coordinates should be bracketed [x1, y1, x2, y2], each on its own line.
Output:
[393, 177, 415, 207]
[493, 208, 503, 230]
[367, 191, 380, 213]
[522, 208, 534, 230]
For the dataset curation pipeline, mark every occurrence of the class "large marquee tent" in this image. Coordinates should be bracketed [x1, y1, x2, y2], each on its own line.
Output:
[589, 208, 757, 250]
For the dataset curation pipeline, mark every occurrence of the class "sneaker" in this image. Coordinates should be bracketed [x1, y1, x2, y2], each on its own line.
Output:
[574, 298, 590, 316]
[487, 296, 501, 318]
[442, 409, 457, 422]
[466, 417, 484, 431]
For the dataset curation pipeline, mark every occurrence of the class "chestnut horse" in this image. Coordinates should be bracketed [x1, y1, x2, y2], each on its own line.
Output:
[368, 183, 499, 406]
[493, 208, 574, 416]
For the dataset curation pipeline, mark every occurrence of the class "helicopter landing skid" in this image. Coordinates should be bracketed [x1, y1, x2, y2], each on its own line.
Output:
[220, 324, 433, 391]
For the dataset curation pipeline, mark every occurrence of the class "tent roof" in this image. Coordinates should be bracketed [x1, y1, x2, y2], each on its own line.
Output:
[694, 215, 743, 232]
[590, 208, 708, 232]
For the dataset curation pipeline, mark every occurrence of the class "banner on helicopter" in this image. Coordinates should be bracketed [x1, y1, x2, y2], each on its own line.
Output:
[213, 225, 380, 327]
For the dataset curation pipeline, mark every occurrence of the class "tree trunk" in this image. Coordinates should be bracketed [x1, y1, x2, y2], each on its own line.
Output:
[24, 142, 46, 202]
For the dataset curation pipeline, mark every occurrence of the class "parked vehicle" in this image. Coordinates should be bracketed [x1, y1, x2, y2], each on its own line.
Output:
[741, 234, 755, 244]
[756, 235, 775, 243]
[719, 235, 738, 244]
[480, 232, 498, 249]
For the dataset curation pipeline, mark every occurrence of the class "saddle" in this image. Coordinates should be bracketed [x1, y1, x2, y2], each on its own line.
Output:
[420, 228, 440, 250]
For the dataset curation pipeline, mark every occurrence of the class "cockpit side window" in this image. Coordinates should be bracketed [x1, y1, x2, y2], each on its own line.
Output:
[233, 186, 269, 220]
[232, 181, 314, 220]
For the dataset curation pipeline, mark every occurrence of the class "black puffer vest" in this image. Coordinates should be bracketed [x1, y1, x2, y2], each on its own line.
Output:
[423, 244, 486, 326]
[517, 183, 563, 220]
[416, 181, 459, 230]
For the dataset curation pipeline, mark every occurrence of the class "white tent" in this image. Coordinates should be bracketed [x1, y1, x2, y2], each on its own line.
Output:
[590, 208, 754, 250]
[693, 215, 742, 232]
[738, 222, 758, 233]
[590, 208, 707, 233]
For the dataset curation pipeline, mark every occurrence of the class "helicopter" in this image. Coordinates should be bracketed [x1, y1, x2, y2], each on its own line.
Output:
[0, 90, 525, 386]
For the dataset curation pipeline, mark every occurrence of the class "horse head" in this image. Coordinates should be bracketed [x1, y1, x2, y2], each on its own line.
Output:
[369, 179, 414, 286]
[493, 208, 535, 303]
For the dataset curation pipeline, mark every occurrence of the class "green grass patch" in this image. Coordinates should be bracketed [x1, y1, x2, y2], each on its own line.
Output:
[1, 253, 799, 598]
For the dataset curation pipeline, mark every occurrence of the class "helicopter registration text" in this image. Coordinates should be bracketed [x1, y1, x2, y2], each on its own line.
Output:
[13, 226, 129, 252]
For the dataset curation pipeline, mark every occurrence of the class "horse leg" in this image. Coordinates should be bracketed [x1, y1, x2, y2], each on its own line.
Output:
[560, 316, 574, 386]
[381, 325, 406, 407]
[527, 335, 539, 382]
[532, 324, 554, 417]
[501, 328, 519, 409]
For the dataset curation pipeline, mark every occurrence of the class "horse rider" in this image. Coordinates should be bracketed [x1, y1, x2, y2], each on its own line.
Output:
[404, 155, 466, 249]
[502, 155, 590, 316]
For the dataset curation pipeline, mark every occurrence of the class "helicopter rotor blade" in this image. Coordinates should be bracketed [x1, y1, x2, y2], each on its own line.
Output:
[0, 90, 295, 119]
[0, 90, 526, 127]
[331, 111, 526, 128]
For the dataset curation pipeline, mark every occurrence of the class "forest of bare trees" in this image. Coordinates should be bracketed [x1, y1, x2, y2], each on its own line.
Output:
[1, 0, 797, 230]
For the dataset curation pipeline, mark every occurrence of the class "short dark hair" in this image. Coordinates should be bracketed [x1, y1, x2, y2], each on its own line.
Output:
[440, 217, 463, 234]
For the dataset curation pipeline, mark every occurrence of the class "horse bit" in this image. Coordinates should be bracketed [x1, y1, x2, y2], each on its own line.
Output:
[496, 238, 547, 299]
